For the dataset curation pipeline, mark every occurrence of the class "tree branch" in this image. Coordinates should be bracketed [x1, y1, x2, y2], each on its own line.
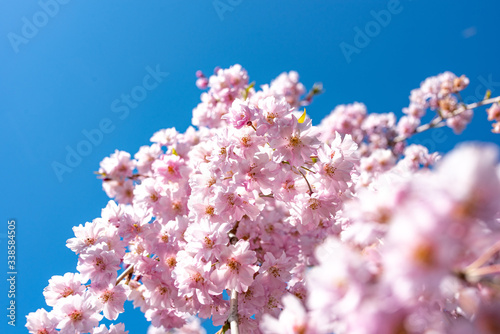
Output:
[116, 265, 134, 286]
[228, 289, 239, 334]
[394, 96, 500, 142]
[226, 223, 240, 333]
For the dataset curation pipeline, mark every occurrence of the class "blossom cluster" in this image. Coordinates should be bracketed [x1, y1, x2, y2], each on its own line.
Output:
[28, 65, 500, 334]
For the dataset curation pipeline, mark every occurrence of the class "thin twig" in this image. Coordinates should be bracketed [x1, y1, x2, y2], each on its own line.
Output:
[465, 240, 500, 271]
[297, 168, 313, 195]
[300, 165, 317, 174]
[116, 265, 134, 286]
[466, 264, 500, 279]
[462, 96, 500, 111]
[394, 96, 500, 142]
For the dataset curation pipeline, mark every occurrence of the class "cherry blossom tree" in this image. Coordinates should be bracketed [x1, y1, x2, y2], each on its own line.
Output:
[28, 65, 500, 334]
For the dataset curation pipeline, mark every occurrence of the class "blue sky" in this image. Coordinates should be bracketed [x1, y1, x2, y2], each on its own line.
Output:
[1, 1, 500, 333]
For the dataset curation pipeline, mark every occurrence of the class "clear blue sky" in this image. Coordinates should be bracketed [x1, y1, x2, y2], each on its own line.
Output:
[1, 1, 499, 333]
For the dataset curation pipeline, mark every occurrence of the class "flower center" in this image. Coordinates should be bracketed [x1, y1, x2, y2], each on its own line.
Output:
[288, 135, 302, 147]
[61, 287, 74, 298]
[69, 310, 83, 322]
[268, 266, 280, 278]
[101, 290, 113, 303]
[85, 237, 95, 246]
[166, 256, 177, 268]
[227, 194, 236, 206]
[192, 272, 204, 283]
[158, 286, 169, 295]
[95, 258, 106, 270]
[204, 236, 214, 248]
[266, 112, 277, 124]
[241, 136, 251, 146]
[205, 206, 215, 216]
[172, 201, 182, 212]
[308, 198, 320, 210]
[227, 258, 241, 273]
[324, 163, 337, 176]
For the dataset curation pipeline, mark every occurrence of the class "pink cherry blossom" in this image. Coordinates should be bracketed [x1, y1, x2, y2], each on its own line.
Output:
[493, 121, 500, 133]
[153, 154, 190, 183]
[77, 243, 121, 285]
[135, 143, 164, 175]
[66, 219, 108, 254]
[256, 96, 292, 135]
[436, 143, 500, 225]
[261, 294, 316, 334]
[91, 283, 127, 320]
[319, 102, 367, 144]
[30, 65, 500, 334]
[260, 252, 294, 288]
[487, 103, 500, 121]
[99, 150, 135, 180]
[184, 219, 230, 262]
[174, 259, 219, 305]
[269, 115, 320, 166]
[211, 240, 258, 293]
[151, 128, 180, 147]
[223, 98, 257, 129]
[43, 272, 86, 307]
[269, 71, 306, 108]
[145, 308, 187, 331]
[53, 292, 103, 334]
[26, 308, 59, 334]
